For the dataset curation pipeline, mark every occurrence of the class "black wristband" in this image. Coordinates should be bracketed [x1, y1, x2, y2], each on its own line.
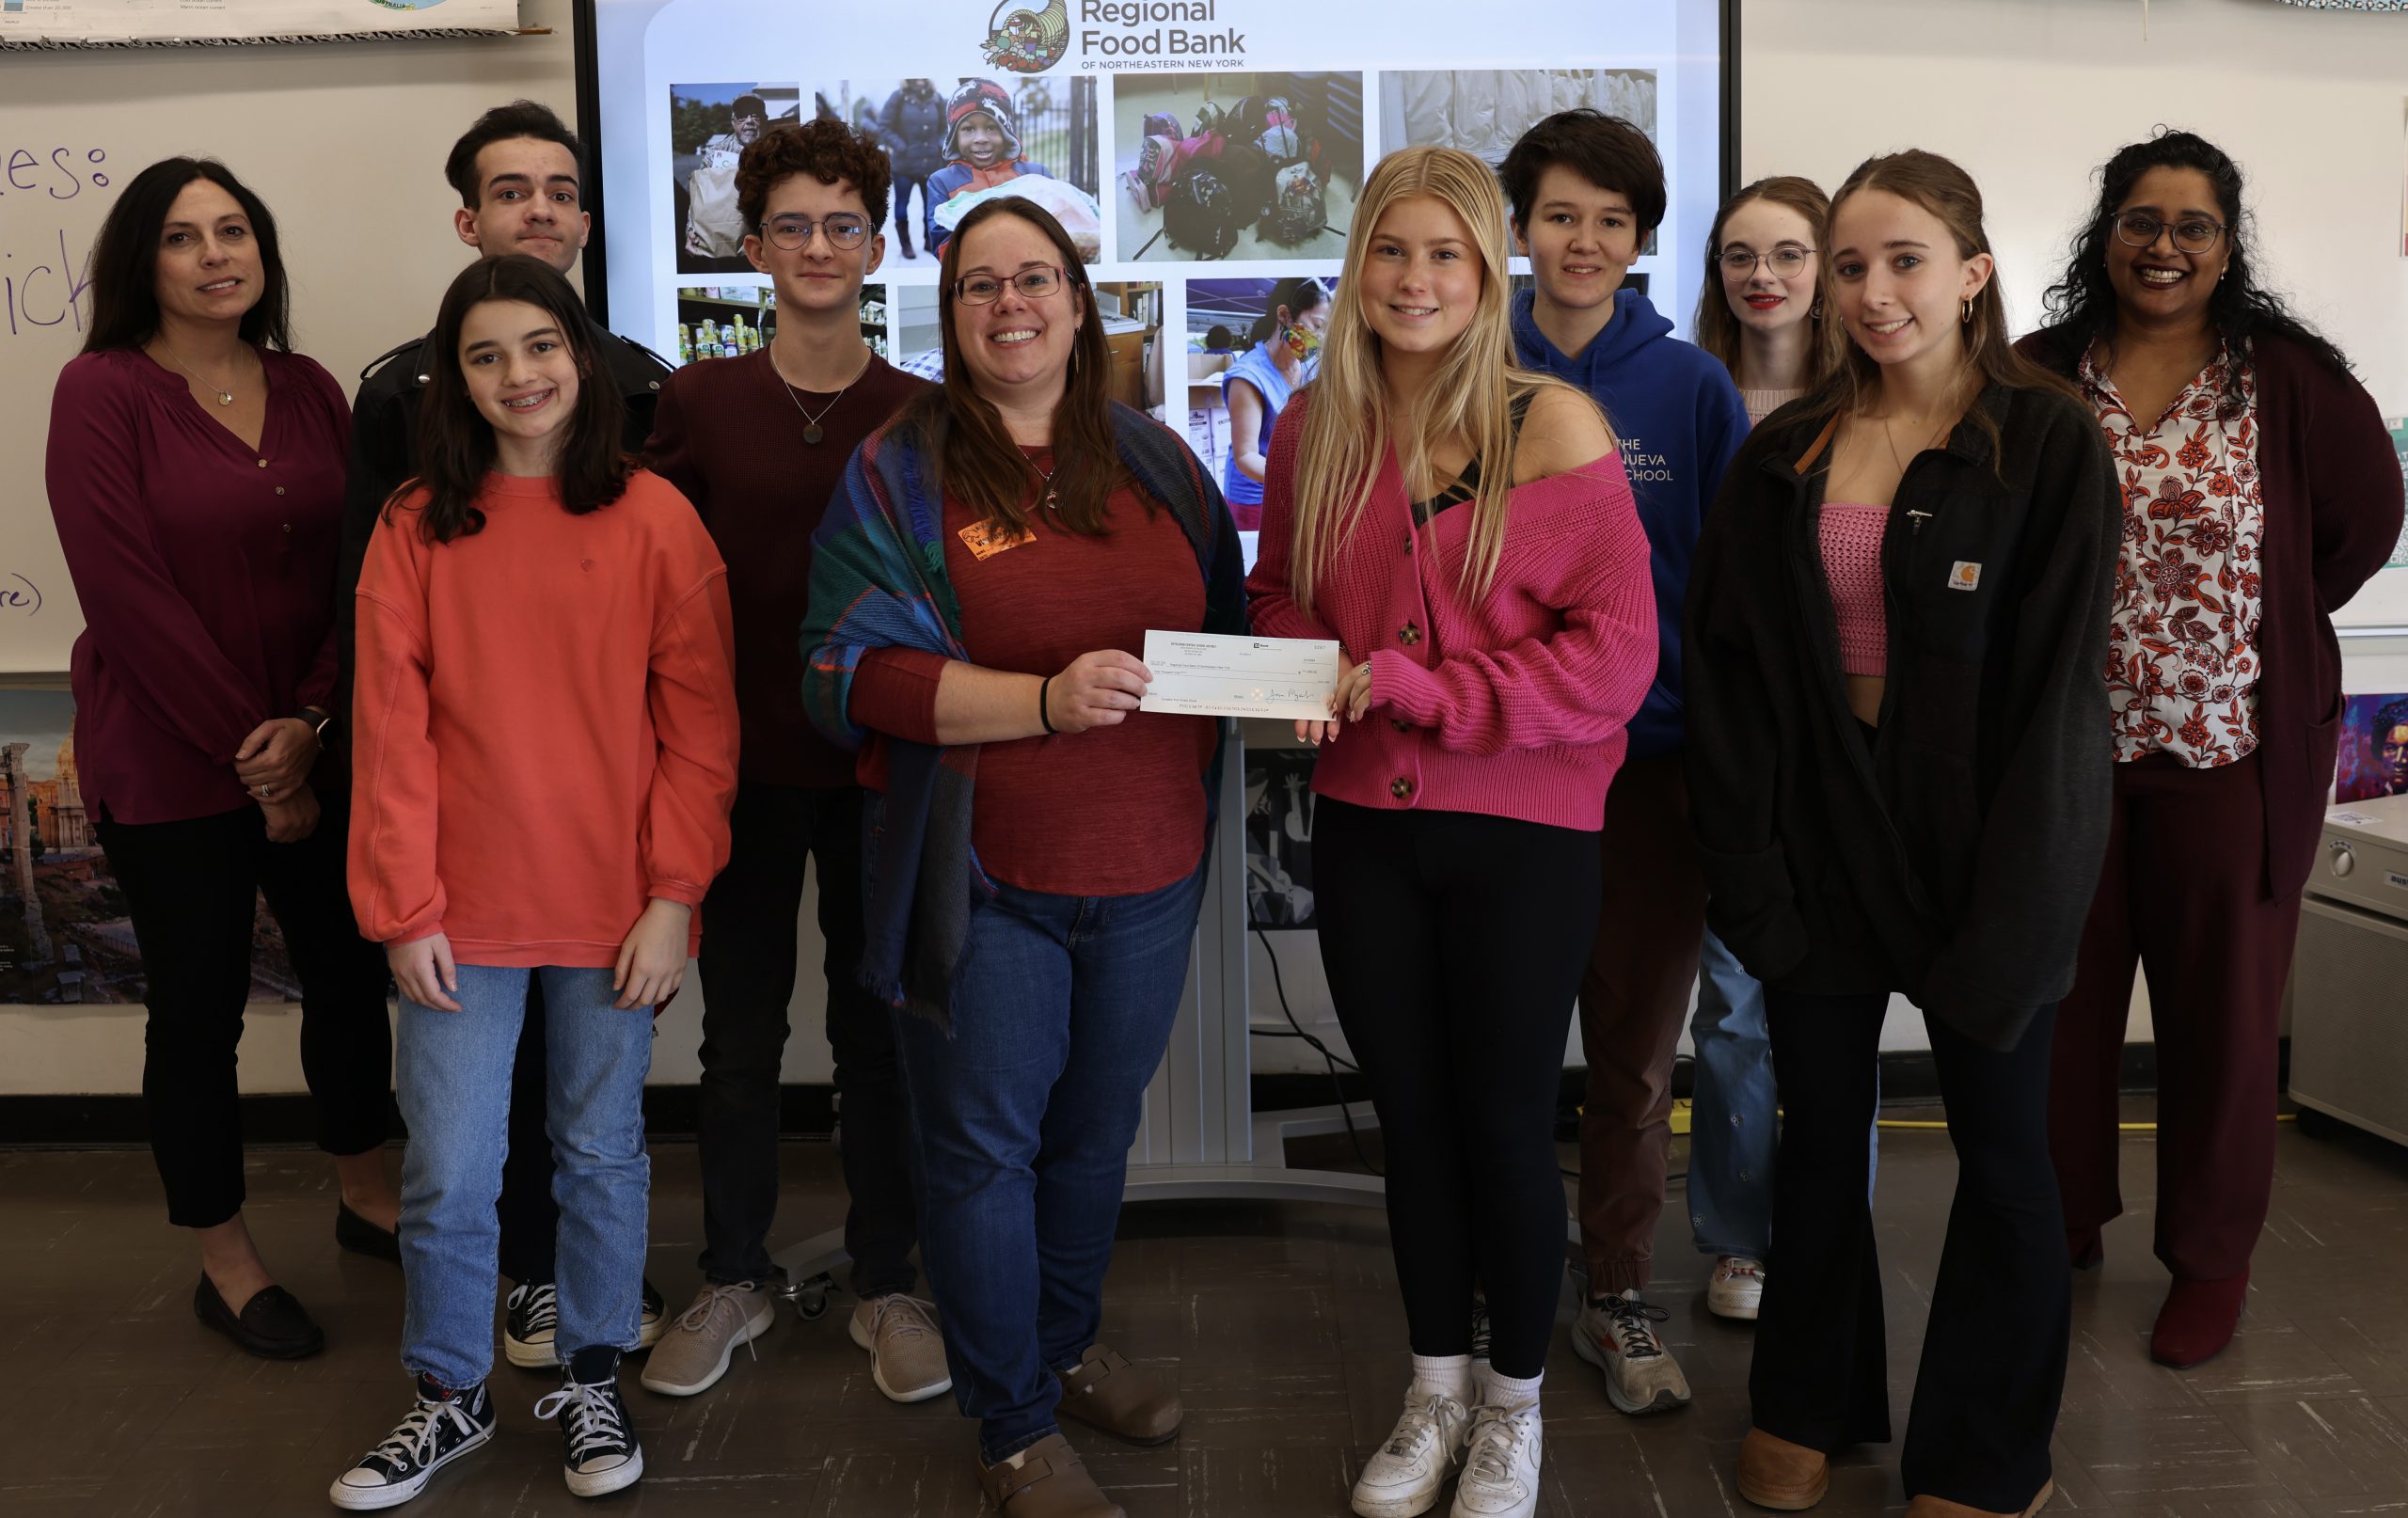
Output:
[1038, 675, 1058, 735]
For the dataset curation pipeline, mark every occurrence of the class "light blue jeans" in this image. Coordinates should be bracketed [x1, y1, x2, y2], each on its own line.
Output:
[396, 965, 654, 1391]
[1687, 929, 1878, 1260]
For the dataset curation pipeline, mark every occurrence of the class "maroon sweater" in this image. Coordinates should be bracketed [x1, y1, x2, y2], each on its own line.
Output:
[2020, 327, 2405, 902]
[850, 474, 1215, 897]
[46, 348, 351, 825]
[644, 349, 927, 789]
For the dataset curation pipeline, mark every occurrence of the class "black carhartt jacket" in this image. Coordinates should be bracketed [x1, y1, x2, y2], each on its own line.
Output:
[1684, 381, 2120, 1050]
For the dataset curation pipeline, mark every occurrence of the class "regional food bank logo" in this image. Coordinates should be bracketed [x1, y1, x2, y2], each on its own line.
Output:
[981, 0, 1069, 72]
[981, 0, 1248, 71]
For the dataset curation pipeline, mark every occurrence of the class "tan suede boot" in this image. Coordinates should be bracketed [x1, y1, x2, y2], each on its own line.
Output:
[1904, 1479, 2054, 1518]
[1736, 1427, 1830, 1510]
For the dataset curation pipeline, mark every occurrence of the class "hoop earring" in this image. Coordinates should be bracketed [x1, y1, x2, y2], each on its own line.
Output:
[1809, 298, 1823, 320]
[1960, 297, 1974, 324]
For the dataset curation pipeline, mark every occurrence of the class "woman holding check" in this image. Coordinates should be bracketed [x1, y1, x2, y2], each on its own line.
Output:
[1246, 145, 1657, 1518]
[800, 196, 1244, 1518]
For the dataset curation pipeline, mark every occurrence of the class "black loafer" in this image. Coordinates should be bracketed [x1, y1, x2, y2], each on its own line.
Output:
[194, 1274, 325, 1359]
[336, 1201, 403, 1264]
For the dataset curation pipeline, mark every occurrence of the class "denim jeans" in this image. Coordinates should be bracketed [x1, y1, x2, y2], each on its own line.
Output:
[1687, 928, 1878, 1260]
[697, 783, 916, 1296]
[397, 965, 655, 1391]
[894, 860, 1206, 1464]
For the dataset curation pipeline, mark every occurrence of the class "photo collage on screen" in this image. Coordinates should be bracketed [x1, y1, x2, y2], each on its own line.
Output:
[647, 62, 1682, 502]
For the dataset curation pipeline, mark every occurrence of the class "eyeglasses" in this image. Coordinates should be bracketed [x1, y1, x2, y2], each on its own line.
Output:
[763, 213, 869, 251]
[1719, 246, 1814, 277]
[954, 266, 1066, 305]
[2113, 213, 2226, 254]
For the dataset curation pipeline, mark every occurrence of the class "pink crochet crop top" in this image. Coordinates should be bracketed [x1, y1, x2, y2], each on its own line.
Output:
[1819, 503, 1890, 677]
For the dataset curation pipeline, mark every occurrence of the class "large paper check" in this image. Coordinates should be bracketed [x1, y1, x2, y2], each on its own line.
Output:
[1136, 631, 1341, 720]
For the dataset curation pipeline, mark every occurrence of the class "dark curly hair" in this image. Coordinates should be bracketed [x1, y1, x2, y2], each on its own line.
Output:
[2038, 129, 2351, 414]
[736, 117, 893, 235]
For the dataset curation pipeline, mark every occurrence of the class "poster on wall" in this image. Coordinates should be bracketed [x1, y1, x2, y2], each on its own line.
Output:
[0, 0, 521, 48]
[0, 690, 296, 1004]
[2337, 692, 2408, 805]
[592, 0, 1730, 549]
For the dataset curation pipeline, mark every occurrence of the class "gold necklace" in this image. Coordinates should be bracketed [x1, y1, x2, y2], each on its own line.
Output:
[159, 341, 240, 407]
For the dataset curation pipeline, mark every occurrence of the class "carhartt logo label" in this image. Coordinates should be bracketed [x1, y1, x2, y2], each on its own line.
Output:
[1948, 561, 1981, 591]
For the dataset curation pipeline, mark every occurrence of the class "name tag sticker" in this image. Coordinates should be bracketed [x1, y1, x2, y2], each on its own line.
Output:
[958, 520, 1037, 561]
[1947, 561, 1982, 591]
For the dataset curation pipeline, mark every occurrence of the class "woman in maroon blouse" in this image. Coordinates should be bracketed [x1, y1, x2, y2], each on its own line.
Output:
[44, 158, 400, 1360]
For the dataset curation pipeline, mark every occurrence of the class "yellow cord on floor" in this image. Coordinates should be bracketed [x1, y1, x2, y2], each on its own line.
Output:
[1665, 1098, 2301, 1135]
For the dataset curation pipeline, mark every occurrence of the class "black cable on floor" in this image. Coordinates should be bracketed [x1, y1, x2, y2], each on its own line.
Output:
[1248, 927, 1381, 1177]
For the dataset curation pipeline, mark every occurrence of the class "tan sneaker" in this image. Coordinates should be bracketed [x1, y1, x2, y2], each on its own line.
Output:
[1572, 1291, 1692, 1415]
[849, 1292, 953, 1402]
[638, 1280, 775, 1398]
[978, 1432, 1125, 1518]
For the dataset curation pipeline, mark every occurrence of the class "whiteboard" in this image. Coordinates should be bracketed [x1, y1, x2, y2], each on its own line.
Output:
[0, 0, 579, 675]
[1739, 0, 2408, 627]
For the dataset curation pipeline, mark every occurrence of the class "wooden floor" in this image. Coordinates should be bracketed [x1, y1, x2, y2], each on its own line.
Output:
[6, 1109, 2408, 1516]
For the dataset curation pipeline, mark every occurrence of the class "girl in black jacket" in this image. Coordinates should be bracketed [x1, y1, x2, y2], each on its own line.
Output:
[1684, 150, 2118, 1518]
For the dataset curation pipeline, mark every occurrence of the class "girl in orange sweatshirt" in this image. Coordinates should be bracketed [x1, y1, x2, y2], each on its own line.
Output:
[332, 255, 738, 1511]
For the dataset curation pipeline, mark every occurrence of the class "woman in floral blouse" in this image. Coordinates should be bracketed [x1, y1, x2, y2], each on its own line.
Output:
[2020, 130, 2403, 1370]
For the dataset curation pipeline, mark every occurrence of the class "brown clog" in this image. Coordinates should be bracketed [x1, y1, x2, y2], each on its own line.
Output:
[1736, 1426, 1830, 1510]
[1904, 1478, 2054, 1517]
[978, 1433, 1126, 1518]
[1053, 1344, 1181, 1446]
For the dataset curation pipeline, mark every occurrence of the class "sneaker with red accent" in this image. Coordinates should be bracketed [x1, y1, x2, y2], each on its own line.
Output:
[1572, 1290, 1692, 1415]
[1706, 1257, 1766, 1321]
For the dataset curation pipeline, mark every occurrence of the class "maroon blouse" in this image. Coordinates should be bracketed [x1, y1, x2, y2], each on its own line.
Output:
[45, 347, 351, 825]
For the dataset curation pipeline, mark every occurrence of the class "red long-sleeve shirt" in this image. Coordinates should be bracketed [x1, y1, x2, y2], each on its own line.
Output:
[45, 348, 349, 824]
[348, 469, 740, 965]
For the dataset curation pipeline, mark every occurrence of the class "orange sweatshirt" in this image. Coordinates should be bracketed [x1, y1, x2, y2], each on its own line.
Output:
[349, 469, 739, 966]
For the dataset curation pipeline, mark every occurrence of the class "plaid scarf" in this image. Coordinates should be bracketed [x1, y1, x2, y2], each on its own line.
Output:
[801, 401, 1245, 1028]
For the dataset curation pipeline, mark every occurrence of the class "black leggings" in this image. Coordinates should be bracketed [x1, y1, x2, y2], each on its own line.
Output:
[96, 795, 392, 1229]
[1755, 989, 2067, 1511]
[1313, 799, 1599, 1380]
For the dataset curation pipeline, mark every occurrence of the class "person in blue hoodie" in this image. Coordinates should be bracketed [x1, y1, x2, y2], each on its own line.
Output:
[1499, 108, 1751, 1418]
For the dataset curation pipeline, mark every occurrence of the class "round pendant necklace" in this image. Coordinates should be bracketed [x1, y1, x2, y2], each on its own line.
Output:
[160, 342, 238, 407]
[769, 344, 872, 445]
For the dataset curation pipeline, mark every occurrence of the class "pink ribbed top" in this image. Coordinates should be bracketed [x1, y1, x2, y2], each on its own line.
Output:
[1820, 502, 1889, 677]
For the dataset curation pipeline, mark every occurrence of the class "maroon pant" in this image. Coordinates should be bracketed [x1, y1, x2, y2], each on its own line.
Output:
[1576, 753, 1707, 1294]
[2049, 752, 2304, 1282]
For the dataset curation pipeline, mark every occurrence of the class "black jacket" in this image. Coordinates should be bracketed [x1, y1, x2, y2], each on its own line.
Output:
[1683, 381, 2120, 1050]
[879, 85, 948, 179]
[330, 318, 673, 725]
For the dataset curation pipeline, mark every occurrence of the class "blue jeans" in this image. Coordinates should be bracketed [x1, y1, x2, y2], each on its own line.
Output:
[1687, 929, 1878, 1260]
[397, 965, 655, 1391]
[894, 862, 1207, 1464]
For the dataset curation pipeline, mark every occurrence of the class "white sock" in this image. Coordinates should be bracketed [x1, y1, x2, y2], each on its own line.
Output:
[1409, 1352, 1473, 1403]
[1474, 1363, 1542, 1412]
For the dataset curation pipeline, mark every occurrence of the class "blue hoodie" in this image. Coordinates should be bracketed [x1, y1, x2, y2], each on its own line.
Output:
[1512, 286, 1749, 760]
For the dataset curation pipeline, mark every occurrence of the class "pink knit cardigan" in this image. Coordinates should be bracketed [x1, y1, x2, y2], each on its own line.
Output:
[1244, 400, 1659, 830]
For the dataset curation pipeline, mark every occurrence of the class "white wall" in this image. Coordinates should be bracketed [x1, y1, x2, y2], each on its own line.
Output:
[10, 0, 2407, 1095]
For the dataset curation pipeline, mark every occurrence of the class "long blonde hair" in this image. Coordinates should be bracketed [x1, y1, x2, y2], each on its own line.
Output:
[1286, 145, 1591, 617]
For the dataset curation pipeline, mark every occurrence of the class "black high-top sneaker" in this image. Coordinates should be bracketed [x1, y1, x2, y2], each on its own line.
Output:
[328, 1374, 496, 1510]
[535, 1344, 644, 1497]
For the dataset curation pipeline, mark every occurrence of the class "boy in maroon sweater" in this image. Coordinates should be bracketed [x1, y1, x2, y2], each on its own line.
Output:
[636, 119, 945, 1405]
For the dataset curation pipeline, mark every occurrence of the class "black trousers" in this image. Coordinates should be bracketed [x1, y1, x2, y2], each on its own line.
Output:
[496, 975, 559, 1287]
[1313, 798, 1599, 1381]
[695, 783, 917, 1295]
[1755, 988, 2067, 1512]
[96, 795, 391, 1229]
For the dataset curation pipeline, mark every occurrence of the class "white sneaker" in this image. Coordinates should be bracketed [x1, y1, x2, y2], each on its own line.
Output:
[1352, 1384, 1470, 1518]
[1707, 1257, 1766, 1321]
[1450, 1400, 1541, 1518]
[1572, 1290, 1693, 1415]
